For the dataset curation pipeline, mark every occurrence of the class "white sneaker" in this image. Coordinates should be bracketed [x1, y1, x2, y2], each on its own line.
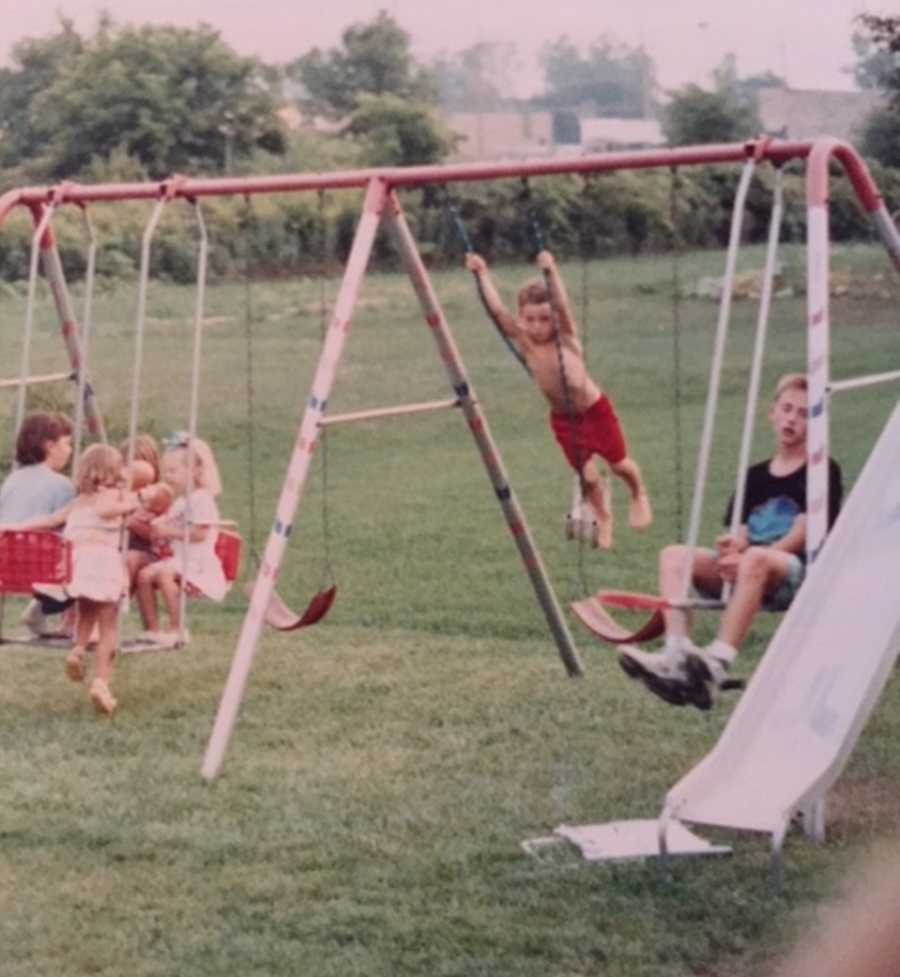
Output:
[685, 647, 730, 686]
[682, 646, 733, 711]
[20, 600, 46, 637]
[618, 642, 689, 682]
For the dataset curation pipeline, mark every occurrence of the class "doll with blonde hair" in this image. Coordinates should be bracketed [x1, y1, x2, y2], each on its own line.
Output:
[135, 435, 226, 646]
[119, 434, 173, 591]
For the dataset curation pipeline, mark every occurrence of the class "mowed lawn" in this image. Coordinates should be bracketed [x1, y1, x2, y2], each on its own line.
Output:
[1, 230, 899, 977]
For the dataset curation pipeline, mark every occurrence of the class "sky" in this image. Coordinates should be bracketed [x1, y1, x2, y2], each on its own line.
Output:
[0, 0, 888, 96]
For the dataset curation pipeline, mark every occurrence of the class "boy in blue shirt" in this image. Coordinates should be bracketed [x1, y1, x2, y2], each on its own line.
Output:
[0, 412, 75, 635]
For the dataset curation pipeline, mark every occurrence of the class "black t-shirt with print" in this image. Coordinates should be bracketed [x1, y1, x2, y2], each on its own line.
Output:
[723, 458, 843, 558]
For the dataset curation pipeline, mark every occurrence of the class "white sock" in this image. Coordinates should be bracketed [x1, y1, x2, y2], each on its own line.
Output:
[663, 635, 689, 659]
[707, 639, 737, 666]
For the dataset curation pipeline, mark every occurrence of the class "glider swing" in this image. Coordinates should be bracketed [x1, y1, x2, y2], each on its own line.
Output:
[572, 153, 788, 645]
[1, 184, 241, 649]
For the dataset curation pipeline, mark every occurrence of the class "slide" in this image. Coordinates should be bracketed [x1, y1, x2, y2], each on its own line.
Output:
[664, 401, 900, 842]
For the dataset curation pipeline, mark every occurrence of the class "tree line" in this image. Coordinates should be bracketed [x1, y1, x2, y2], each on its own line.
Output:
[0, 11, 898, 282]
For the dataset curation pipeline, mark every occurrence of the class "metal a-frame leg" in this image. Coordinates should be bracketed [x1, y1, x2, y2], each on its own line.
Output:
[37, 211, 106, 441]
[201, 177, 389, 782]
[383, 190, 582, 679]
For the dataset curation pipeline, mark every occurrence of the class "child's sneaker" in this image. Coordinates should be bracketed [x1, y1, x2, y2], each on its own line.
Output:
[89, 678, 117, 717]
[683, 646, 733, 711]
[618, 639, 700, 707]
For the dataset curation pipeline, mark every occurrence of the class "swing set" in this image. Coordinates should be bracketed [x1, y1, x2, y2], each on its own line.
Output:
[0, 137, 898, 778]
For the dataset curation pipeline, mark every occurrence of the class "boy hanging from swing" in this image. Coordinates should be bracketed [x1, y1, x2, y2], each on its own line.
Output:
[465, 250, 652, 548]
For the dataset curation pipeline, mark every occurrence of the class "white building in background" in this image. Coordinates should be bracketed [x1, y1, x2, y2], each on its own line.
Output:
[441, 110, 554, 160]
[757, 87, 885, 143]
[579, 117, 664, 151]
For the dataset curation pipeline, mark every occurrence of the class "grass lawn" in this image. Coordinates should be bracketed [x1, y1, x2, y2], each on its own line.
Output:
[0, 229, 898, 976]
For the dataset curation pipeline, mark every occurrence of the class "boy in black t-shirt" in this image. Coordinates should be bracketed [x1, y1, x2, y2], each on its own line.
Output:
[619, 373, 844, 709]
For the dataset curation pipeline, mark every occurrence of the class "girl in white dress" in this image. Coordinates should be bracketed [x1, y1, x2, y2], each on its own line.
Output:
[135, 437, 227, 646]
[63, 444, 142, 716]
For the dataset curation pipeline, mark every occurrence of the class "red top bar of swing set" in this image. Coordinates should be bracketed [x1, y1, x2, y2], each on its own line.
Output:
[0, 138, 886, 227]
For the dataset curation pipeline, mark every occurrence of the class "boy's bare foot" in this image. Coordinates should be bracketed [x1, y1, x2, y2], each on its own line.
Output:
[628, 492, 653, 530]
[592, 512, 613, 549]
[64, 648, 86, 683]
[89, 678, 117, 717]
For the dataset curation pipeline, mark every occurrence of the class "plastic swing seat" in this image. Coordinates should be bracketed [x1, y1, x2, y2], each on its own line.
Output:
[258, 583, 337, 631]
[571, 591, 667, 645]
[0, 530, 72, 594]
[571, 590, 727, 645]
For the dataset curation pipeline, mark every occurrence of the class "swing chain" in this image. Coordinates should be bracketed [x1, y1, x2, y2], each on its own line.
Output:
[316, 189, 335, 586]
[240, 198, 262, 571]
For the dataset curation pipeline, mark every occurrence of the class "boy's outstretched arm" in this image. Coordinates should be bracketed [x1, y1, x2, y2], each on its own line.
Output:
[464, 253, 519, 339]
[536, 250, 576, 336]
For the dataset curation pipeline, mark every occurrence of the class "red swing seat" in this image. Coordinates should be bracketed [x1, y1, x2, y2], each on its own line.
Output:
[571, 589, 727, 645]
[0, 530, 72, 595]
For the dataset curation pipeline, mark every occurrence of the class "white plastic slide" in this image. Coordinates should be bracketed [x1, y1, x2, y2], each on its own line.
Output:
[665, 400, 900, 848]
[532, 401, 900, 872]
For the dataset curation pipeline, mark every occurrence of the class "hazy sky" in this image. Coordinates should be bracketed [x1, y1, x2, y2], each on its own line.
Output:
[0, 0, 887, 95]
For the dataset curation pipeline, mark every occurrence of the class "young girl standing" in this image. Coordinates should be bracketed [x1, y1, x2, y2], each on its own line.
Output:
[63, 444, 141, 716]
[135, 437, 227, 646]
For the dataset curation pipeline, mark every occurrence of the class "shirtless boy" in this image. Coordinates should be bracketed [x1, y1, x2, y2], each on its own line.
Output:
[466, 250, 652, 547]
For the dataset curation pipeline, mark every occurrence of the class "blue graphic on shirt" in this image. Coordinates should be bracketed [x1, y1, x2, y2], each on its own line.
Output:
[747, 496, 800, 545]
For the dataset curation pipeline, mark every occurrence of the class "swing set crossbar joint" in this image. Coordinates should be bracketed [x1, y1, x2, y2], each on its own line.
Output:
[318, 397, 461, 427]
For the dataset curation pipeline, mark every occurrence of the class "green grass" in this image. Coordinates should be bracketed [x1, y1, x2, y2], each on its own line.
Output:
[0, 240, 899, 976]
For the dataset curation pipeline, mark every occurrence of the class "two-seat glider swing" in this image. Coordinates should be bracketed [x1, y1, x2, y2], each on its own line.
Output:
[0, 181, 319, 646]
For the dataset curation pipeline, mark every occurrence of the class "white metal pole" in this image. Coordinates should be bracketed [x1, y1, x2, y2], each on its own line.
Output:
[678, 159, 756, 601]
[178, 200, 209, 644]
[723, 167, 784, 602]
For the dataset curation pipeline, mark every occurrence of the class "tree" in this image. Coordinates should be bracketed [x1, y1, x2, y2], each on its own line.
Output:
[850, 15, 900, 96]
[1, 20, 285, 179]
[662, 84, 758, 146]
[343, 94, 454, 166]
[860, 104, 900, 167]
[0, 19, 85, 169]
[290, 11, 436, 118]
[432, 42, 519, 110]
[538, 36, 656, 118]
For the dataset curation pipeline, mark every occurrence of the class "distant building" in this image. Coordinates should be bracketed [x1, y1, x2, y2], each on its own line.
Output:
[441, 110, 553, 160]
[758, 87, 885, 144]
[579, 117, 664, 151]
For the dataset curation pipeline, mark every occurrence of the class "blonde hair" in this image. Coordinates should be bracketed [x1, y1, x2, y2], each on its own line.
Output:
[517, 278, 549, 309]
[119, 434, 160, 480]
[772, 373, 808, 402]
[74, 443, 123, 495]
[164, 437, 222, 496]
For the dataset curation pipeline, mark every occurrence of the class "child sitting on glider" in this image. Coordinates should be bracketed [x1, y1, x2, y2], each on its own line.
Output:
[619, 373, 843, 709]
[465, 250, 652, 548]
[135, 435, 227, 646]
[0, 411, 75, 637]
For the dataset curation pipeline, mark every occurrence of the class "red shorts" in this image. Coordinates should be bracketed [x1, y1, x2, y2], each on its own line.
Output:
[549, 394, 627, 469]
